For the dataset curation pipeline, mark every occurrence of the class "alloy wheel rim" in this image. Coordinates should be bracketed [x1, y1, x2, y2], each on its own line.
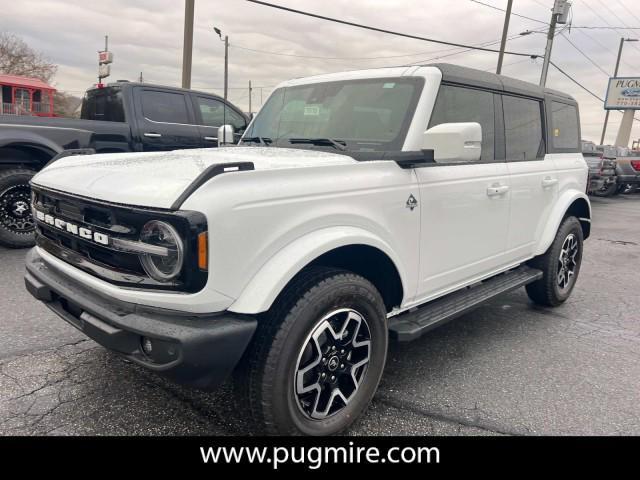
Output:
[0, 184, 34, 235]
[294, 308, 371, 420]
[557, 233, 579, 291]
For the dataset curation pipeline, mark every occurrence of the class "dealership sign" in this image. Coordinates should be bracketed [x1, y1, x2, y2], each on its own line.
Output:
[605, 77, 640, 110]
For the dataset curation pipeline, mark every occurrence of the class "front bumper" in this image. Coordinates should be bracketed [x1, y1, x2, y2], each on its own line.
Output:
[24, 248, 257, 391]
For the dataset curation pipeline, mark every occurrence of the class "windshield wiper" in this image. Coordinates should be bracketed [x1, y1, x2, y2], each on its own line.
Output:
[241, 136, 272, 146]
[288, 138, 348, 151]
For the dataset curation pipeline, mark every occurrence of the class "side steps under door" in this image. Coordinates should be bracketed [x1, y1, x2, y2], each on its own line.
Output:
[389, 265, 543, 342]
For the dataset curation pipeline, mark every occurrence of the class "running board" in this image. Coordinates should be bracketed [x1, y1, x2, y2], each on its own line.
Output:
[388, 266, 543, 342]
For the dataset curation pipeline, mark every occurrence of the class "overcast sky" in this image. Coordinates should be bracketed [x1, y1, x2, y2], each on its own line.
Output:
[2, 0, 640, 144]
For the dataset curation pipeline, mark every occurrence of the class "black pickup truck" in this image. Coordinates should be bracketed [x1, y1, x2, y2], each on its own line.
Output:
[0, 81, 248, 248]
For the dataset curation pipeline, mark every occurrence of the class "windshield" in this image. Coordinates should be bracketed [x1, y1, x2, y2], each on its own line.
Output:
[80, 87, 125, 122]
[244, 77, 423, 153]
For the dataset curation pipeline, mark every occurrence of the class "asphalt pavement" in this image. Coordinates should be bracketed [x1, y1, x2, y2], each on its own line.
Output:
[1, 194, 639, 435]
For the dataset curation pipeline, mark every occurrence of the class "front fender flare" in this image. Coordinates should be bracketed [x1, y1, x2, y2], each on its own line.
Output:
[0, 130, 64, 155]
[227, 226, 407, 315]
[535, 190, 591, 256]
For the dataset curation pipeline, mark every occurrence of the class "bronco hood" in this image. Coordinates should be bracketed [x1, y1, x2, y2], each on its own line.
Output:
[31, 147, 357, 209]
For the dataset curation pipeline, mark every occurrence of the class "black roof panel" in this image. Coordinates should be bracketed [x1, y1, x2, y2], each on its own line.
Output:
[426, 63, 576, 103]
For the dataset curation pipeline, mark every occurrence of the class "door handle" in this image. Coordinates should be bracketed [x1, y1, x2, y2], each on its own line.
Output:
[143, 133, 162, 138]
[486, 185, 510, 197]
[203, 136, 218, 142]
[542, 177, 558, 188]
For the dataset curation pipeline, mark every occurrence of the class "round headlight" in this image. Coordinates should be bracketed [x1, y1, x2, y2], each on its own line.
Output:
[139, 220, 184, 282]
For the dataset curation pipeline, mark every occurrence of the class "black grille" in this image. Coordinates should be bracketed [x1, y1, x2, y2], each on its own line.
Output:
[31, 185, 208, 293]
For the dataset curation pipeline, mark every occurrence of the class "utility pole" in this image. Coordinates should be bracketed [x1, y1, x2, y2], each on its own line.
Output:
[600, 37, 638, 145]
[182, 0, 195, 89]
[540, 0, 571, 87]
[496, 0, 513, 75]
[224, 35, 229, 101]
[248, 80, 252, 115]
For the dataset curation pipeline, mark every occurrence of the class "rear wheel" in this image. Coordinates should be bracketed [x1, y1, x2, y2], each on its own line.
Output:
[526, 216, 583, 307]
[0, 168, 37, 249]
[234, 267, 388, 435]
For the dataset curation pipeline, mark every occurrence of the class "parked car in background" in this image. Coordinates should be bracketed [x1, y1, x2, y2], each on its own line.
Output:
[0, 81, 248, 248]
[25, 63, 590, 435]
[614, 147, 640, 194]
[583, 141, 617, 197]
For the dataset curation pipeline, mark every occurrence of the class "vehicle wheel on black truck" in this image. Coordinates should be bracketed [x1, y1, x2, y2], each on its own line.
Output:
[0, 168, 37, 249]
[593, 182, 618, 197]
[526, 216, 584, 307]
[234, 266, 388, 435]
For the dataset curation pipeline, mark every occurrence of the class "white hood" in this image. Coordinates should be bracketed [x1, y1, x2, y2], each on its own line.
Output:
[32, 147, 357, 209]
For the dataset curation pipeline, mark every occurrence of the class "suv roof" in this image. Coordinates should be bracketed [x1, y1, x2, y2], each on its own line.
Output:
[276, 63, 577, 105]
[428, 63, 576, 103]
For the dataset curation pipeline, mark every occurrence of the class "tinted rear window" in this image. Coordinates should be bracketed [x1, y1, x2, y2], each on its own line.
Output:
[80, 87, 125, 122]
[141, 90, 190, 124]
[503, 95, 545, 161]
[551, 102, 579, 150]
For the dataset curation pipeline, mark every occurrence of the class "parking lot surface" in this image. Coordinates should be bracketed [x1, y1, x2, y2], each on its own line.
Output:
[1, 194, 639, 435]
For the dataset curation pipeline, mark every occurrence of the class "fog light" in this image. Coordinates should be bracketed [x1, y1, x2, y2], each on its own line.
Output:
[141, 337, 153, 356]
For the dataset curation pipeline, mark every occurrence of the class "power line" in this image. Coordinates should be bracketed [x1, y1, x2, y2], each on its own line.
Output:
[469, 0, 547, 24]
[549, 61, 640, 123]
[616, 0, 640, 25]
[573, 28, 636, 72]
[471, 0, 640, 30]
[228, 43, 469, 61]
[559, 32, 609, 76]
[246, 0, 538, 58]
[549, 61, 604, 102]
[576, 0, 640, 58]
[482, 56, 538, 72]
[403, 31, 543, 66]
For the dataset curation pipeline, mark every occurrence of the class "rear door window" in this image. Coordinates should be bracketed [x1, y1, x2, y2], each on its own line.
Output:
[550, 102, 579, 150]
[503, 95, 545, 161]
[141, 90, 190, 124]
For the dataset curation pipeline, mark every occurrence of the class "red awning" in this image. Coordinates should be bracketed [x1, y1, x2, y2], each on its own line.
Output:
[0, 74, 56, 91]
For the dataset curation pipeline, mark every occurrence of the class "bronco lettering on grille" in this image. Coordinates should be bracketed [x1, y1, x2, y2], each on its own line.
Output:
[35, 209, 109, 246]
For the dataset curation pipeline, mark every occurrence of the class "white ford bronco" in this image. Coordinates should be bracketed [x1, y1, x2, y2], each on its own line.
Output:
[25, 64, 590, 435]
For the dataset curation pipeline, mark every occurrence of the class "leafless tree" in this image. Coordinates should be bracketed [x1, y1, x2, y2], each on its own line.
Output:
[0, 32, 57, 82]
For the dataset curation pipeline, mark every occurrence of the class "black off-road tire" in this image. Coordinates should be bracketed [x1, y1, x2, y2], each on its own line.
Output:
[526, 216, 583, 307]
[593, 182, 618, 197]
[234, 266, 388, 435]
[0, 168, 37, 249]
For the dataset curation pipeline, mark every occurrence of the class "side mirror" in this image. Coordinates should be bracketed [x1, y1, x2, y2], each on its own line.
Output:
[217, 124, 235, 146]
[422, 122, 482, 163]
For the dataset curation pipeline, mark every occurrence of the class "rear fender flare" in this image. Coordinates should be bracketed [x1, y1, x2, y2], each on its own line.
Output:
[535, 190, 591, 256]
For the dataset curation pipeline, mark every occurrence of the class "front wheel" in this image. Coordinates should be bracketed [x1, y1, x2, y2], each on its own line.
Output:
[0, 168, 37, 249]
[526, 216, 584, 307]
[234, 267, 388, 435]
[593, 181, 618, 197]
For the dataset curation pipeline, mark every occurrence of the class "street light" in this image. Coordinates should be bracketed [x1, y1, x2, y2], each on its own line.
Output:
[600, 37, 638, 145]
[213, 26, 229, 102]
